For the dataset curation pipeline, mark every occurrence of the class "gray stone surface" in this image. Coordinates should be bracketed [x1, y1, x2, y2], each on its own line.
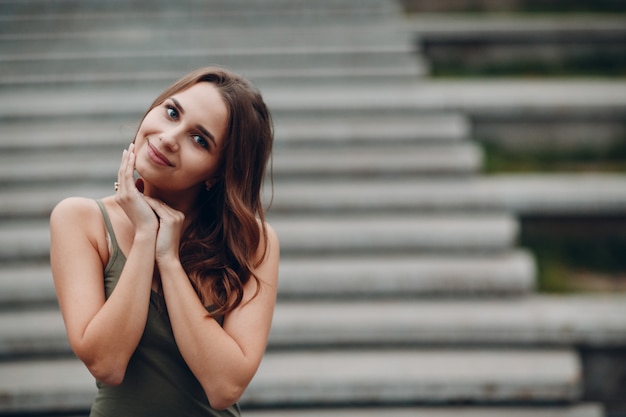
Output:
[276, 251, 535, 297]
[43, 405, 607, 417]
[268, 295, 626, 348]
[0, 251, 535, 308]
[0, 143, 483, 183]
[477, 174, 626, 215]
[1, 49, 424, 83]
[0, 214, 518, 262]
[0, 0, 403, 30]
[0, 309, 68, 356]
[245, 405, 605, 417]
[1, 0, 625, 414]
[0, 349, 581, 413]
[244, 349, 581, 406]
[269, 175, 626, 215]
[2, 81, 625, 120]
[2, 175, 626, 220]
[271, 213, 518, 254]
[0, 265, 57, 306]
[1, 25, 416, 53]
[0, 113, 469, 150]
[4, 294, 626, 358]
[0, 359, 95, 414]
[406, 14, 626, 38]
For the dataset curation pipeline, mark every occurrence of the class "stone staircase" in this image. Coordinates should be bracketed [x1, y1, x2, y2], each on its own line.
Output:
[1, 1, 625, 416]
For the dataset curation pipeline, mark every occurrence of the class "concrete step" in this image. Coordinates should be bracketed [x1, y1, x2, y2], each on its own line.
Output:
[269, 295, 626, 349]
[0, 24, 417, 53]
[273, 113, 469, 146]
[3, 174, 625, 220]
[0, 84, 427, 122]
[4, 295, 626, 358]
[2, 81, 624, 123]
[0, 0, 402, 28]
[265, 81, 626, 118]
[0, 143, 482, 185]
[0, 251, 535, 308]
[406, 14, 626, 35]
[246, 405, 605, 417]
[0, 264, 55, 308]
[5, 407, 606, 417]
[16, 405, 606, 417]
[269, 214, 518, 255]
[0, 113, 469, 151]
[277, 251, 535, 298]
[268, 174, 626, 216]
[0, 48, 423, 81]
[245, 349, 581, 406]
[0, 213, 518, 262]
[274, 143, 481, 178]
[476, 174, 626, 216]
[0, 349, 581, 413]
[269, 175, 626, 215]
[0, 67, 425, 88]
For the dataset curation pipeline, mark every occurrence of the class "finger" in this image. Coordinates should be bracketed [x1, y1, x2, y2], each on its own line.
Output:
[119, 145, 137, 192]
[135, 177, 145, 194]
[143, 197, 184, 225]
[124, 144, 136, 184]
[117, 149, 129, 190]
[143, 196, 168, 216]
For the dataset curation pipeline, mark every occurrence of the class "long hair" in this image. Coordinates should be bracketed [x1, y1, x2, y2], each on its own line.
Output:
[142, 66, 274, 317]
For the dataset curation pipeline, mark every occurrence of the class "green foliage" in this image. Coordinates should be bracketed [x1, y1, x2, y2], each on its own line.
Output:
[432, 52, 626, 79]
[402, 0, 626, 13]
[482, 140, 626, 174]
[523, 0, 626, 13]
[520, 232, 626, 292]
[487, 140, 626, 292]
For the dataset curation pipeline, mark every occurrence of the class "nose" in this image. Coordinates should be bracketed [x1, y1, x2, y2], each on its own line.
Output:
[159, 127, 181, 151]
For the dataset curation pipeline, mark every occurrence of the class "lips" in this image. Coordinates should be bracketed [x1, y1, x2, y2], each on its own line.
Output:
[147, 141, 174, 166]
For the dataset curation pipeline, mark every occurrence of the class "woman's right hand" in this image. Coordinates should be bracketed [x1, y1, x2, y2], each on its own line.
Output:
[114, 143, 158, 235]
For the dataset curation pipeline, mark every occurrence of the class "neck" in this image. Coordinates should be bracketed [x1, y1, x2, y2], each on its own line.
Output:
[142, 182, 203, 217]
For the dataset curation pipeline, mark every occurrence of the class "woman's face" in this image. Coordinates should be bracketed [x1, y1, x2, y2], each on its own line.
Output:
[133, 82, 228, 193]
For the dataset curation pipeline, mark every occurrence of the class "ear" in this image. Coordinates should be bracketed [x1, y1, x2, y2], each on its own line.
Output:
[205, 172, 223, 190]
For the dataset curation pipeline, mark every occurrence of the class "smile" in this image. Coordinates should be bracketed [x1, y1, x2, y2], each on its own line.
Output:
[147, 141, 174, 167]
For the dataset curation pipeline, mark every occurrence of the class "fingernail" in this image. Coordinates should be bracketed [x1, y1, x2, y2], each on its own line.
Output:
[135, 178, 145, 194]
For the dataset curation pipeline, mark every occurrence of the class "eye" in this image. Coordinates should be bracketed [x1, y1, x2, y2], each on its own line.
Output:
[166, 105, 179, 120]
[192, 134, 209, 149]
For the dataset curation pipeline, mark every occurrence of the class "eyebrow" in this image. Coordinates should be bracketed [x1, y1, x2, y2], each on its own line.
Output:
[170, 97, 217, 148]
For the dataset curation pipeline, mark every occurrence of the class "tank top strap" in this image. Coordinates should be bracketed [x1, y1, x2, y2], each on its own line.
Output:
[94, 199, 121, 253]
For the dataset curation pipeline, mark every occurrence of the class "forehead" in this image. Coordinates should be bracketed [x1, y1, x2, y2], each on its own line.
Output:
[171, 82, 229, 144]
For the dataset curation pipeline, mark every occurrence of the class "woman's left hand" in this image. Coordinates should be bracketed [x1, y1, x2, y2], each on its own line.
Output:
[143, 196, 185, 263]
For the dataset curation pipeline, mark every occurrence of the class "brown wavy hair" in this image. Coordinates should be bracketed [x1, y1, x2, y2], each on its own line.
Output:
[141, 66, 274, 317]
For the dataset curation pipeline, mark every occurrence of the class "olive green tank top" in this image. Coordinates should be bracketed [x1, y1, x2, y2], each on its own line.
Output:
[90, 200, 241, 417]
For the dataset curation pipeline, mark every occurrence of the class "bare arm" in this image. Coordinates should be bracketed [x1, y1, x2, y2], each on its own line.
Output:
[146, 197, 279, 409]
[50, 145, 159, 385]
[50, 197, 156, 385]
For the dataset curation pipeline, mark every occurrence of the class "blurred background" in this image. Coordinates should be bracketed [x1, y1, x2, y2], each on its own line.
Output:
[404, 0, 626, 294]
[0, 1, 625, 417]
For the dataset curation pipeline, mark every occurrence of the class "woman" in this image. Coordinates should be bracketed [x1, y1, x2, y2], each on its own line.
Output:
[50, 67, 279, 416]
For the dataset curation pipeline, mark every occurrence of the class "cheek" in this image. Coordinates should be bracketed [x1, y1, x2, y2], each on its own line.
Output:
[185, 151, 221, 180]
[135, 111, 159, 134]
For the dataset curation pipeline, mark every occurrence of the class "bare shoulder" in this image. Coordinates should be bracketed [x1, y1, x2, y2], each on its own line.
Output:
[258, 220, 279, 258]
[50, 197, 110, 277]
[253, 220, 279, 286]
[50, 197, 106, 243]
[263, 221, 279, 245]
[51, 196, 100, 222]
